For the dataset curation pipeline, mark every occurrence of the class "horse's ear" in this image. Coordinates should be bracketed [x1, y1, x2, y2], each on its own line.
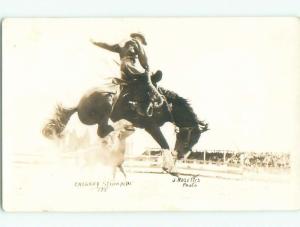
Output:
[151, 70, 162, 84]
[112, 78, 128, 86]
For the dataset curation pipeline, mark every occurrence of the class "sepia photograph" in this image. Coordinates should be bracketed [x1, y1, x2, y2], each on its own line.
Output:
[2, 17, 300, 211]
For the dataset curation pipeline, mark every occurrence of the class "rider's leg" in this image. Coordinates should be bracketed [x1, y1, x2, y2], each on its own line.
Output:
[121, 69, 163, 113]
[96, 94, 114, 138]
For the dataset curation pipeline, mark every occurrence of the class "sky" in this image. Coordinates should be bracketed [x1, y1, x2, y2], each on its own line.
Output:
[3, 18, 300, 154]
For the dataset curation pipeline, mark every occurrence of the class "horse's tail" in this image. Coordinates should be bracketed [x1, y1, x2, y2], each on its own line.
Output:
[42, 104, 77, 139]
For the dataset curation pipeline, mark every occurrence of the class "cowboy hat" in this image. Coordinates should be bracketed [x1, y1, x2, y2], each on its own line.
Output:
[130, 32, 147, 45]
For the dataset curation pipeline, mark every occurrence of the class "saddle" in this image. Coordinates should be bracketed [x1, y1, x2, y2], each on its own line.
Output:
[100, 77, 125, 108]
[98, 72, 164, 114]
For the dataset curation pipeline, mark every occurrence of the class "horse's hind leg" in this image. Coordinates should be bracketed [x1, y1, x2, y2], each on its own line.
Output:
[78, 92, 114, 138]
[97, 115, 114, 138]
[118, 165, 127, 179]
[96, 94, 114, 138]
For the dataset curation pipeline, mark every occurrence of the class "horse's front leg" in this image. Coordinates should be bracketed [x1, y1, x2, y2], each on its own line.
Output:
[145, 126, 176, 173]
[145, 126, 169, 149]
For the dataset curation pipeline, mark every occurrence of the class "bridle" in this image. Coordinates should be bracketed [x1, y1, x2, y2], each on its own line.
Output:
[178, 126, 197, 148]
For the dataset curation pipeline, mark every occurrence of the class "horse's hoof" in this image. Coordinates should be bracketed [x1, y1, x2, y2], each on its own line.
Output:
[169, 172, 179, 177]
[97, 125, 114, 138]
[162, 167, 179, 177]
[162, 149, 176, 173]
[162, 167, 168, 172]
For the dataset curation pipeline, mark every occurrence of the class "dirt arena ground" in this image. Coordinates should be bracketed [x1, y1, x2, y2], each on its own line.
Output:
[3, 150, 295, 211]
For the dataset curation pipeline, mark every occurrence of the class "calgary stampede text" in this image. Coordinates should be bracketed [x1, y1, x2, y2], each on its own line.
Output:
[74, 180, 132, 192]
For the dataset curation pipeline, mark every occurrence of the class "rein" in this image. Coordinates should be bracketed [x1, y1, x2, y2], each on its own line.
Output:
[158, 88, 177, 134]
[159, 87, 197, 139]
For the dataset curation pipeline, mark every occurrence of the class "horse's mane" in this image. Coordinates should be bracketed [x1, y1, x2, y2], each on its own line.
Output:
[159, 87, 200, 125]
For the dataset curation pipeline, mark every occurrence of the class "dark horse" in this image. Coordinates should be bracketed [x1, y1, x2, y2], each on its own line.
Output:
[42, 73, 208, 164]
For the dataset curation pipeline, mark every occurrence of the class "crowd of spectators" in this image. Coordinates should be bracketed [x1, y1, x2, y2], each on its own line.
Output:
[142, 149, 290, 169]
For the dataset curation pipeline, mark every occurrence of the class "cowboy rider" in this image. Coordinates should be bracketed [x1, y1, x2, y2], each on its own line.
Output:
[90, 33, 165, 137]
[91, 33, 208, 134]
[91, 32, 162, 83]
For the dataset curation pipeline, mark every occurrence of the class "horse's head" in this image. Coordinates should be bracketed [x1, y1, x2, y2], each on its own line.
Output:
[174, 123, 209, 159]
[113, 72, 163, 117]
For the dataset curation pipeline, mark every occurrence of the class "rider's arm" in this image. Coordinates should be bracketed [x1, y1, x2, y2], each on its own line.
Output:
[91, 41, 121, 53]
[133, 39, 149, 71]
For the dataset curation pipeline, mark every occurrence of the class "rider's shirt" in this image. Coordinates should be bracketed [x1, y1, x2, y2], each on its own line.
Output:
[106, 39, 149, 81]
[93, 38, 149, 81]
[119, 40, 137, 60]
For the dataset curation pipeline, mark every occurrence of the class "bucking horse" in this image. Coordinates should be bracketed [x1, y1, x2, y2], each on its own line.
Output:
[42, 73, 209, 172]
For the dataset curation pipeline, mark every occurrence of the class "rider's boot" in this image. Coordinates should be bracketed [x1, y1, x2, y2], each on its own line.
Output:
[151, 70, 162, 84]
